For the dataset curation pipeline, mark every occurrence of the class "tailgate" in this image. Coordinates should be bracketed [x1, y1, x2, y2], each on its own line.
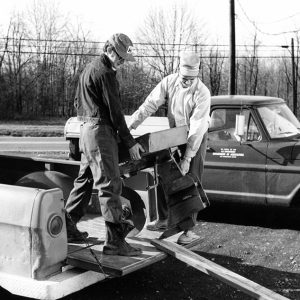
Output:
[67, 214, 198, 276]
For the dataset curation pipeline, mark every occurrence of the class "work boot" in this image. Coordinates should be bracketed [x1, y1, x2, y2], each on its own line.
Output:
[122, 221, 135, 237]
[103, 239, 142, 256]
[177, 230, 199, 245]
[66, 218, 88, 243]
[146, 219, 168, 231]
[103, 221, 142, 256]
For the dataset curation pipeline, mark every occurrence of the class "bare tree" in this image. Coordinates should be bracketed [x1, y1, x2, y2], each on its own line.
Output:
[0, 21, 12, 72]
[237, 34, 260, 95]
[206, 47, 225, 95]
[0, 0, 95, 119]
[118, 62, 158, 114]
[24, 0, 69, 116]
[135, 2, 206, 80]
[0, 13, 29, 118]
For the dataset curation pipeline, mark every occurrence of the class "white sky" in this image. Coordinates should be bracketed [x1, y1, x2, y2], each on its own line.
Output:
[1, 0, 300, 48]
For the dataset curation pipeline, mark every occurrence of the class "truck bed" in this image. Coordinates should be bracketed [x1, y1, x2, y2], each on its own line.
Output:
[68, 214, 172, 277]
[68, 214, 200, 277]
[0, 212, 200, 300]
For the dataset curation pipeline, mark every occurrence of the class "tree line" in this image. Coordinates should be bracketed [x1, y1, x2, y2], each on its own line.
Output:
[0, 1, 299, 120]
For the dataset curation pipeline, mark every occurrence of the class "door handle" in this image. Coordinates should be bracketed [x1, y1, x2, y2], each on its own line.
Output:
[206, 146, 215, 153]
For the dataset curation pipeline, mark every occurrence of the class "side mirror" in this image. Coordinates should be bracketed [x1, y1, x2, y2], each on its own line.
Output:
[235, 115, 245, 139]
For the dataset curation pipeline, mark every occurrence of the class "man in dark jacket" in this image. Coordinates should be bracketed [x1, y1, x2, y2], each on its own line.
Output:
[65, 33, 144, 256]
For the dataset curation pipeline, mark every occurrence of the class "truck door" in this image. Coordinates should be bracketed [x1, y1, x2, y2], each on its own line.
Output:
[203, 107, 268, 205]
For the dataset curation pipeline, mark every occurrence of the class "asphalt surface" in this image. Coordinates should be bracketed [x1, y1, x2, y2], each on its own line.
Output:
[0, 136, 69, 152]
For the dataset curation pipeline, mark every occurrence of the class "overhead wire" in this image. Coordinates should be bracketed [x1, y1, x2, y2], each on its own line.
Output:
[253, 11, 300, 25]
[237, 0, 300, 35]
[0, 37, 294, 50]
[0, 49, 293, 59]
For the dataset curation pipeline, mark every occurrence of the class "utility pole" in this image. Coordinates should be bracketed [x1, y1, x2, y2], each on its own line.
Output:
[291, 38, 297, 117]
[281, 40, 298, 117]
[228, 0, 236, 95]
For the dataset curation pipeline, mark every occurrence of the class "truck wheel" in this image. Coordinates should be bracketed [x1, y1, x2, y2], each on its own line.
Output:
[15, 171, 74, 201]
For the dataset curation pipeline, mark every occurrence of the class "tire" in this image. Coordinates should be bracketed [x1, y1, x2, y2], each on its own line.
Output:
[15, 171, 74, 201]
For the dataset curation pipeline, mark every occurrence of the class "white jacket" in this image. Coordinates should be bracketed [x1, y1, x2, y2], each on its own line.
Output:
[128, 73, 211, 158]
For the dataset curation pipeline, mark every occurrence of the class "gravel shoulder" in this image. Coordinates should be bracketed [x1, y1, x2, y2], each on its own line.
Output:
[95, 204, 300, 300]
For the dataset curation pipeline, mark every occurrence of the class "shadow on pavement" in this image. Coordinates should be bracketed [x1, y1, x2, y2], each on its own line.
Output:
[198, 203, 300, 230]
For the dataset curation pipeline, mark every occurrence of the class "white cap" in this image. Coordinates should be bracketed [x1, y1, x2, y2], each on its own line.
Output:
[179, 51, 200, 77]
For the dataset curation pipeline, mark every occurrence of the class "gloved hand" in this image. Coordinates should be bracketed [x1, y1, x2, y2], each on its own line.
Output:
[179, 157, 191, 175]
[129, 142, 145, 160]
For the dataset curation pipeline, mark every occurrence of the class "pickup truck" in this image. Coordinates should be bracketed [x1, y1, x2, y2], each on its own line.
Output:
[1, 94, 300, 300]
[65, 95, 300, 208]
[0, 124, 191, 300]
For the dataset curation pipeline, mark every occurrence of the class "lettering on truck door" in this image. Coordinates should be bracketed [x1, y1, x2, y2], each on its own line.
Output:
[203, 107, 268, 205]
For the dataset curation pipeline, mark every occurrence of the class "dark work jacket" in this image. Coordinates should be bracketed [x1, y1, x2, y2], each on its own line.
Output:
[74, 53, 136, 149]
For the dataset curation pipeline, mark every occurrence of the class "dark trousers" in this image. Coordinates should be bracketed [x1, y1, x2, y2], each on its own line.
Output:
[157, 132, 208, 226]
[65, 123, 123, 224]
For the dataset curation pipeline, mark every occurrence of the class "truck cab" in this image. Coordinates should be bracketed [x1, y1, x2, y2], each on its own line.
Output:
[204, 95, 300, 207]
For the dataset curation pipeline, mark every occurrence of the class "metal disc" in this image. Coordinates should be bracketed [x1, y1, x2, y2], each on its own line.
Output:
[120, 186, 146, 237]
[15, 171, 74, 200]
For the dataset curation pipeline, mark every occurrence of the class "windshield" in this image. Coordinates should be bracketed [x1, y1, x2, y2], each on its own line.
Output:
[257, 104, 300, 138]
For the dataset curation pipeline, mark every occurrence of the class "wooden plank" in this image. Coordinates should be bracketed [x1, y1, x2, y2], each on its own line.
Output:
[145, 125, 188, 153]
[67, 233, 201, 277]
[124, 115, 169, 138]
[118, 126, 187, 165]
[67, 214, 201, 278]
[132, 125, 187, 154]
[151, 239, 289, 300]
[67, 229, 167, 277]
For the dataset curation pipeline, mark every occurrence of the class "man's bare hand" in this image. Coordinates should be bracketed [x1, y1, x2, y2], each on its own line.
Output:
[179, 157, 191, 175]
[129, 143, 145, 160]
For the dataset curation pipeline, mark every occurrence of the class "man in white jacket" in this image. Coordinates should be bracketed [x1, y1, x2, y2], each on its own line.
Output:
[128, 51, 211, 244]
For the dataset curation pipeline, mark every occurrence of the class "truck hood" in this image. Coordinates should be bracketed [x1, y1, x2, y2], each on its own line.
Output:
[267, 140, 297, 161]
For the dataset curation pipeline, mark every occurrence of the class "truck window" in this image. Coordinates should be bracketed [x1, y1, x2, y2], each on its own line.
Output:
[258, 104, 300, 138]
[209, 108, 261, 142]
[209, 108, 240, 141]
[246, 113, 261, 142]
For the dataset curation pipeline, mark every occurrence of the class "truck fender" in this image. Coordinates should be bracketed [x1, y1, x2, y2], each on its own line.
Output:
[15, 171, 74, 201]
